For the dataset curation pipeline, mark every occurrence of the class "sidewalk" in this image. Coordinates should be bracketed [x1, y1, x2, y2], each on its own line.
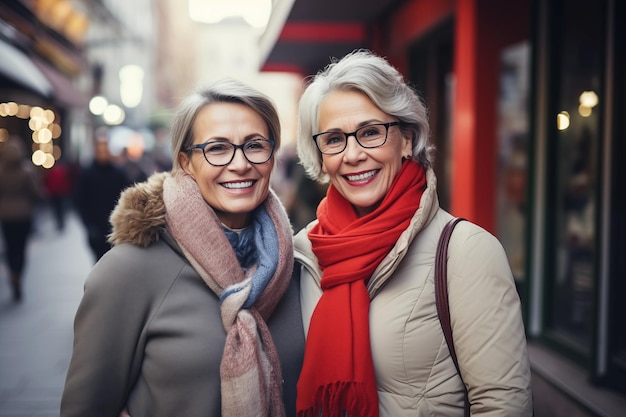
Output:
[0, 209, 94, 417]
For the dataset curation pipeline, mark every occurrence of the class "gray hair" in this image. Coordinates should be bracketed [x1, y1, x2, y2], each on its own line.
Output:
[171, 78, 281, 171]
[297, 49, 433, 183]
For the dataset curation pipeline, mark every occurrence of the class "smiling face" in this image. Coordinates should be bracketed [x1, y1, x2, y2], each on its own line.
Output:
[179, 102, 274, 229]
[318, 90, 412, 217]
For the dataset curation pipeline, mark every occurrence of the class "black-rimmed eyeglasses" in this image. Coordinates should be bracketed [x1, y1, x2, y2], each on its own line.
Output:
[312, 122, 401, 155]
[187, 138, 275, 166]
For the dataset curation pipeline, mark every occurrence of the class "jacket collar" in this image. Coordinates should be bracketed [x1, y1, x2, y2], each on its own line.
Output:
[294, 167, 440, 298]
[109, 172, 169, 247]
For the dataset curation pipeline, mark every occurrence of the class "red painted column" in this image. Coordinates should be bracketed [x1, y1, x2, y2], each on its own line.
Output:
[451, 0, 497, 232]
[452, 0, 479, 222]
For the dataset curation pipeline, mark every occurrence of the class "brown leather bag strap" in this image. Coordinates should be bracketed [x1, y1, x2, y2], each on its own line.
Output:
[435, 217, 470, 416]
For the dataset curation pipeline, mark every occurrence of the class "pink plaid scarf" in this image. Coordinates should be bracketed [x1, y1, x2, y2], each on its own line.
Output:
[163, 171, 293, 417]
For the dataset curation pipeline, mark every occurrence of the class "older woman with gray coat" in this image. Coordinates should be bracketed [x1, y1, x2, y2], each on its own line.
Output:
[61, 79, 304, 417]
[293, 50, 533, 416]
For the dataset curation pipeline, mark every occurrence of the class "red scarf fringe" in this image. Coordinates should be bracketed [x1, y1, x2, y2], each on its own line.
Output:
[297, 381, 378, 417]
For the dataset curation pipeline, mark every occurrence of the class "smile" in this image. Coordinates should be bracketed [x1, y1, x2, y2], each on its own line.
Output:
[345, 170, 378, 182]
[221, 180, 254, 189]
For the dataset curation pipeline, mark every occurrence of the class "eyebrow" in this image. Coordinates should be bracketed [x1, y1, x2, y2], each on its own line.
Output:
[199, 133, 268, 143]
[321, 119, 385, 132]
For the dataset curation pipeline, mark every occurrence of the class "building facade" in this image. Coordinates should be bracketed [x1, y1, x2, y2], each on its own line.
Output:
[0, 0, 92, 165]
[262, 0, 626, 414]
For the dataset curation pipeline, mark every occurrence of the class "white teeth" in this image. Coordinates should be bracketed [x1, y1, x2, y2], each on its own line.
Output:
[223, 181, 253, 189]
[346, 170, 377, 182]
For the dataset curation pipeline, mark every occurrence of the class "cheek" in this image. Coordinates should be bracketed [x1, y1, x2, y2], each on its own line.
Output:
[191, 157, 210, 179]
[261, 160, 275, 181]
[320, 155, 336, 175]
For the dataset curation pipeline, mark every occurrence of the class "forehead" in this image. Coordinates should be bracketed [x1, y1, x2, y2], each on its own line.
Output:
[193, 102, 268, 140]
[318, 90, 387, 129]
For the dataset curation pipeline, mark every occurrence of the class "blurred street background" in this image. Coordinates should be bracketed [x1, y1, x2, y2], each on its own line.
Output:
[0, 209, 89, 416]
[1, 0, 625, 416]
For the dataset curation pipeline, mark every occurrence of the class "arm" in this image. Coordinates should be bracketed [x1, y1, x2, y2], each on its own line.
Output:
[447, 223, 533, 416]
[61, 248, 149, 417]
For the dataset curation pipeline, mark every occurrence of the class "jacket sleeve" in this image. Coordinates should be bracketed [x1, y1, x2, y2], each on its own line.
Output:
[60, 246, 151, 417]
[446, 222, 533, 416]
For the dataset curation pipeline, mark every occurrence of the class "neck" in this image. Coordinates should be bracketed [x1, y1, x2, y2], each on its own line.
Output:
[217, 210, 252, 229]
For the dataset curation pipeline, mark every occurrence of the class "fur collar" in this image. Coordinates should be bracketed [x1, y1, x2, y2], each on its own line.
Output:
[108, 172, 169, 247]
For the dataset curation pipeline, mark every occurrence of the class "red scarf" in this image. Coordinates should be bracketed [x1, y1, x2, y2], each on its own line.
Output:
[296, 160, 426, 417]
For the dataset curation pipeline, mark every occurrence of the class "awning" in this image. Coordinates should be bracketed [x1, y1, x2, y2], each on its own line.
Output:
[0, 39, 52, 97]
[0, 39, 90, 109]
[31, 56, 90, 109]
[259, 0, 397, 75]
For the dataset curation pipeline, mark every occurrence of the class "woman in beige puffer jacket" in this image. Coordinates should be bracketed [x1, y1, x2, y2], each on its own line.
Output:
[293, 50, 532, 416]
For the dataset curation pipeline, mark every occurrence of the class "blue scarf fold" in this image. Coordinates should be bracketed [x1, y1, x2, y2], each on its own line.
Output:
[224, 226, 257, 269]
[221, 206, 279, 308]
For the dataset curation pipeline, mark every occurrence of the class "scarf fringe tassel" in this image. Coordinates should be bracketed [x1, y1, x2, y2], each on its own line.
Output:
[297, 381, 378, 417]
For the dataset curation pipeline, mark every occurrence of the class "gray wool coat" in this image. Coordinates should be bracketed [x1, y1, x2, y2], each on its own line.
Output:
[60, 173, 305, 417]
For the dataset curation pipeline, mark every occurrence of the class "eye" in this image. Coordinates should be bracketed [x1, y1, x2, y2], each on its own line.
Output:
[245, 139, 269, 151]
[323, 133, 344, 145]
[204, 142, 231, 154]
[360, 125, 384, 138]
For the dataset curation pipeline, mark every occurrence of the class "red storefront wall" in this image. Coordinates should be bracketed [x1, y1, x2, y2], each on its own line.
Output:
[373, 0, 530, 234]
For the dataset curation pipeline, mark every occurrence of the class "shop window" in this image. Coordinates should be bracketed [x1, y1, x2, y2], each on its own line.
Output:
[544, 0, 606, 358]
[607, 0, 626, 391]
[496, 41, 531, 296]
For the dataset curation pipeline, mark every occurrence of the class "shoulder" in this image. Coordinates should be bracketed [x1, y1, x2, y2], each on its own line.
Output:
[293, 222, 314, 253]
[83, 240, 189, 305]
[447, 220, 510, 271]
[293, 219, 318, 264]
[424, 215, 515, 304]
[444, 218, 518, 319]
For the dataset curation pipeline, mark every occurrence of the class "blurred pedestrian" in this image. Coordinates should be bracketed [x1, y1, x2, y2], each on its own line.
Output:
[0, 137, 43, 301]
[118, 146, 150, 184]
[44, 160, 72, 231]
[293, 50, 533, 416]
[61, 79, 304, 416]
[74, 137, 131, 261]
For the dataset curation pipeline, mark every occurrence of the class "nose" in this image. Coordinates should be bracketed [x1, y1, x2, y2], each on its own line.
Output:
[228, 147, 251, 170]
[342, 134, 365, 163]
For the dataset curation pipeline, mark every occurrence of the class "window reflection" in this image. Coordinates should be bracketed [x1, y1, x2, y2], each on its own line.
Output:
[547, 0, 604, 354]
[497, 41, 530, 295]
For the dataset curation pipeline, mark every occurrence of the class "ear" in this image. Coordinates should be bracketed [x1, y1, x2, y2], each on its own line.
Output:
[401, 133, 413, 158]
[178, 152, 195, 178]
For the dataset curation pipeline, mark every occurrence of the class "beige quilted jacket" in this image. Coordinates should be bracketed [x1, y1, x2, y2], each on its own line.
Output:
[294, 168, 533, 416]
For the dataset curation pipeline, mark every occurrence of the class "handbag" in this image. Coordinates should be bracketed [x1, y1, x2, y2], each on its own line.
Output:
[435, 217, 471, 416]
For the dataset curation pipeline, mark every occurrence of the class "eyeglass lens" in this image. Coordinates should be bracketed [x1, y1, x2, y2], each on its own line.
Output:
[315, 123, 391, 154]
[202, 139, 273, 166]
